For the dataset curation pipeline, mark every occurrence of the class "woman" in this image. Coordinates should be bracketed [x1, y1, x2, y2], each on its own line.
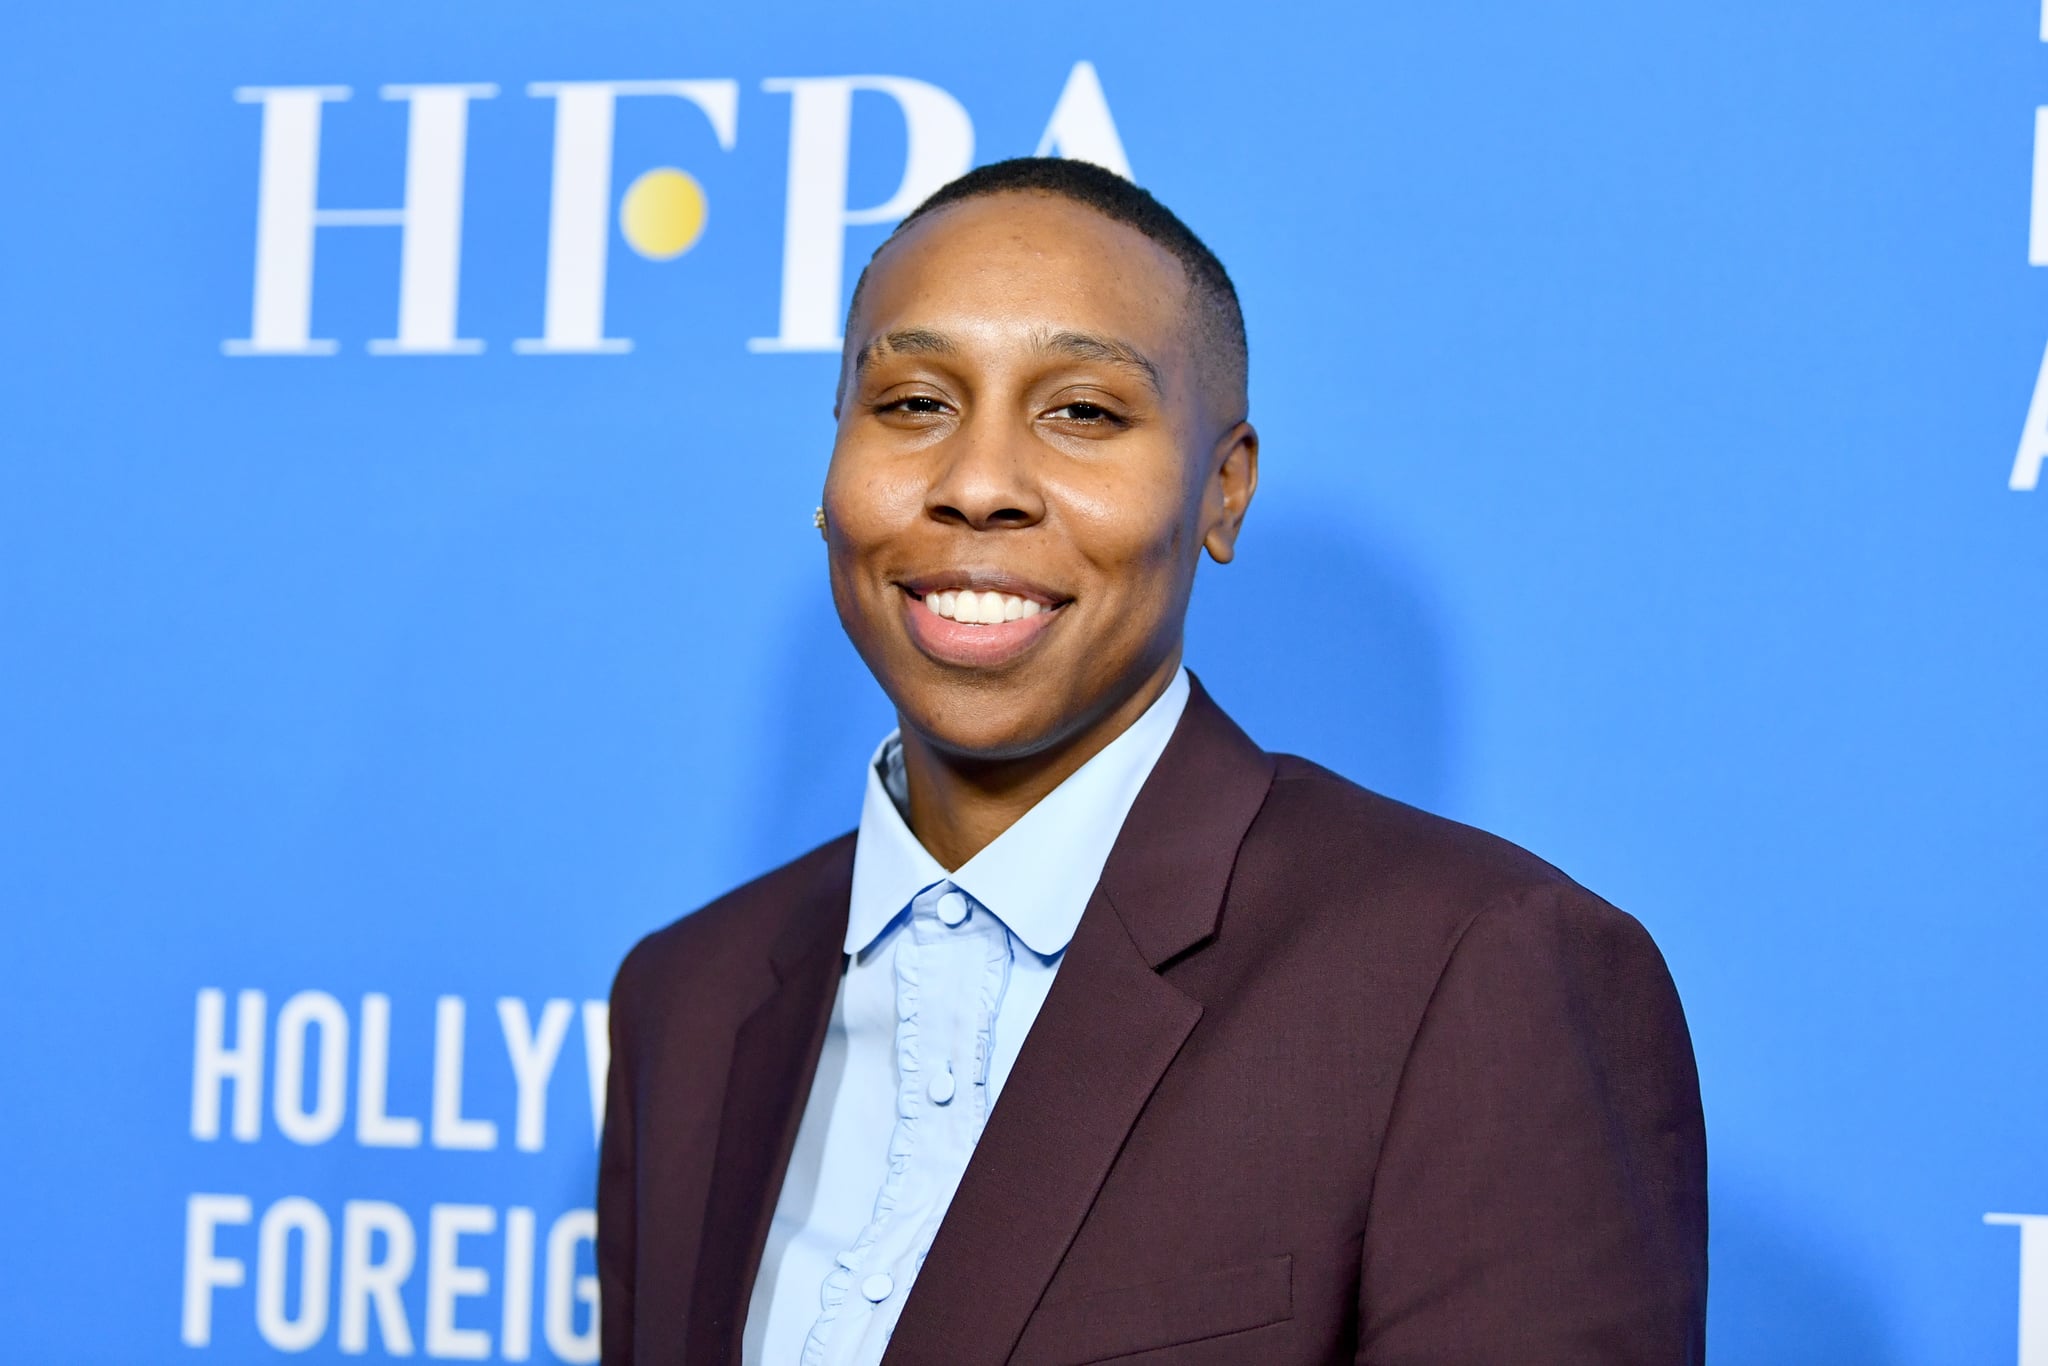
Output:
[598, 158, 1707, 1366]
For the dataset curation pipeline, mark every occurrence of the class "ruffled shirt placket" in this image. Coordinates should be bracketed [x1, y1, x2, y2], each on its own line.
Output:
[742, 670, 1190, 1366]
[800, 880, 1013, 1365]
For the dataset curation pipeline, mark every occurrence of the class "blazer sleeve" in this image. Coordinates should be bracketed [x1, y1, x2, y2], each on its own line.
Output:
[1357, 887, 1708, 1365]
[598, 946, 643, 1366]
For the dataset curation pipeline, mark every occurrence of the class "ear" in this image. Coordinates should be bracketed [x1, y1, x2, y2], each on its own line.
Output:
[1199, 421, 1259, 564]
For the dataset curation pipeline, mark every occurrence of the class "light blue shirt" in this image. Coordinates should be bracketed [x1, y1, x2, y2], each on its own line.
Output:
[740, 669, 1191, 1366]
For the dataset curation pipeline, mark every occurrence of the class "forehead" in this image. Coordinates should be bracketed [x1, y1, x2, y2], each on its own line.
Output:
[850, 193, 1194, 361]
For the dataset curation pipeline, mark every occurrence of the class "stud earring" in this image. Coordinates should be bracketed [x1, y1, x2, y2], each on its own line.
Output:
[813, 505, 827, 540]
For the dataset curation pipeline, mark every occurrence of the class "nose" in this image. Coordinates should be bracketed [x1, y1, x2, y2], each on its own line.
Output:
[924, 410, 1046, 531]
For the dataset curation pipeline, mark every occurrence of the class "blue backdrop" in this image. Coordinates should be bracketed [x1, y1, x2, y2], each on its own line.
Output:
[4, 2, 2046, 1361]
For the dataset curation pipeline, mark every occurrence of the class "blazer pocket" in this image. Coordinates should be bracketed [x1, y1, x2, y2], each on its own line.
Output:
[1014, 1253, 1294, 1366]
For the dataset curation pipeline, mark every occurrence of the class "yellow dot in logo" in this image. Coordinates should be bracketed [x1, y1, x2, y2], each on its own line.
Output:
[620, 167, 707, 261]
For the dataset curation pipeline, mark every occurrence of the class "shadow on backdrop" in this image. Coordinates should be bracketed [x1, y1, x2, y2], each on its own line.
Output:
[741, 506, 1452, 871]
[1707, 1171, 1905, 1365]
[1185, 507, 1452, 814]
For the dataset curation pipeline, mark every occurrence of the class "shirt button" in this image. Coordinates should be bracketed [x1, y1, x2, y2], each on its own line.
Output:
[860, 1272, 894, 1303]
[936, 891, 968, 926]
[928, 1065, 956, 1105]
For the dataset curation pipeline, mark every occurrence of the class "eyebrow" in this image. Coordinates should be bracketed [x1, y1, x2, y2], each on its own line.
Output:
[851, 326, 1164, 395]
[852, 328, 954, 375]
[1034, 329, 1163, 394]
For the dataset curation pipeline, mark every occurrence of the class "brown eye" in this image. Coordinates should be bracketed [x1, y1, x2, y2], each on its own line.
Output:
[1047, 401, 1126, 426]
[882, 396, 946, 415]
[870, 394, 949, 424]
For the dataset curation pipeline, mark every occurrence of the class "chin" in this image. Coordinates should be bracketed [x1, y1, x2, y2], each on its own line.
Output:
[897, 686, 1067, 762]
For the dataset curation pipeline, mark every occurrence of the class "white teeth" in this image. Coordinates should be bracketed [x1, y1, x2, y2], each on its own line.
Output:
[924, 589, 1049, 625]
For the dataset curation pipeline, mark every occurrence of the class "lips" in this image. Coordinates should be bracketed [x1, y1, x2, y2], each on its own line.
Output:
[897, 575, 1067, 669]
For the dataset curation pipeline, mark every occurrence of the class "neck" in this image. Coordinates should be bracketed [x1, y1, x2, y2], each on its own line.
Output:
[898, 653, 1182, 871]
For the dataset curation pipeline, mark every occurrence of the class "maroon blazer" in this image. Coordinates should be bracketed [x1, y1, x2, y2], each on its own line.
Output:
[599, 679, 1708, 1365]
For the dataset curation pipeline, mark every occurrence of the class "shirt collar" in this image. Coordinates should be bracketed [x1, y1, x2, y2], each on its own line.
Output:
[845, 668, 1192, 959]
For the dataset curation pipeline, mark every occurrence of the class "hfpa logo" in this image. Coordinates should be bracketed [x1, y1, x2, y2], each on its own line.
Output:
[222, 63, 1128, 360]
[2015, 2, 2048, 490]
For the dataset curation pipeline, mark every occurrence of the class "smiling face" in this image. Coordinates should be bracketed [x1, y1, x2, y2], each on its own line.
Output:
[824, 191, 1257, 765]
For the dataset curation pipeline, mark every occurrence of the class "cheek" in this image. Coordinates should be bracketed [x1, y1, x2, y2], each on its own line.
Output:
[825, 444, 926, 563]
[1059, 462, 1200, 589]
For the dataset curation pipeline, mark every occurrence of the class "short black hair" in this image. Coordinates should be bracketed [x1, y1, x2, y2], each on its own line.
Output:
[846, 157, 1249, 419]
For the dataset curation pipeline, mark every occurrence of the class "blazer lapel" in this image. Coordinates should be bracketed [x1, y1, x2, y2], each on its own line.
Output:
[882, 677, 1277, 1366]
[685, 851, 850, 1364]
